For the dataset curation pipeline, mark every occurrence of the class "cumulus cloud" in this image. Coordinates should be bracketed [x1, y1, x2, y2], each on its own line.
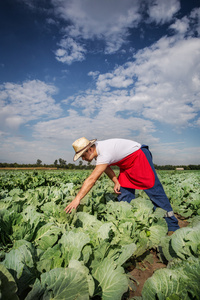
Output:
[146, 0, 180, 24]
[0, 80, 62, 129]
[96, 68, 135, 91]
[52, 0, 142, 55]
[21, 0, 182, 64]
[51, 0, 181, 62]
[91, 36, 200, 127]
[190, 7, 200, 36]
[169, 17, 190, 35]
[59, 19, 200, 142]
[169, 7, 200, 37]
[88, 71, 100, 79]
[55, 37, 86, 64]
[33, 108, 157, 146]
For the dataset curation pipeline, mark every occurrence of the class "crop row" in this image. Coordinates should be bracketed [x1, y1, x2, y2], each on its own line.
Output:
[0, 170, 200, 299]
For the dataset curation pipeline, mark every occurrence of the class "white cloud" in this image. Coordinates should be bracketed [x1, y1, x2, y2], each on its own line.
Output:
[52, 0, 142, 55]
[169, 17, 190, 35]
[57, 28, 200, 148]
[0, 108, 156, 164]
[55, 37, 86, 65]
[21, 0, 182, 64]
[147, 0, 180, 24]
[96, 67, 134, 91]
[50, 0, 181, 62]
[88, 71, 100, 79]
[5, 116, 24, 129]
[92, 36, 200, 127]
[32, 108, 157, 148]
[190, 7, 200, 36]
[169, 7, 200, 37]
[0, 80, 62, 129]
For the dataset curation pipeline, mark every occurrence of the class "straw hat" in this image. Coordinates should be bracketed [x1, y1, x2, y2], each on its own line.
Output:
[72, 137, 97, 161]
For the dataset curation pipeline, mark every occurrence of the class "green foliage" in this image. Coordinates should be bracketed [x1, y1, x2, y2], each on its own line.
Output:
[0, 264, 19, 300]
[142, 257, 200, 300]
[25, 267, 90, 300]
[157, 170, 200, 218]
[0, 170, 199, 299]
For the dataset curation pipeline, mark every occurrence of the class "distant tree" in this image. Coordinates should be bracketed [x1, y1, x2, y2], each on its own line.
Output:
[36, 159, 42, 166]
[67, 163, 75, 169]
[87, 161, 93, 169]
[54, 159, 58, 166]
[58, 158, 67, 168]
[79, 161, 83, 168]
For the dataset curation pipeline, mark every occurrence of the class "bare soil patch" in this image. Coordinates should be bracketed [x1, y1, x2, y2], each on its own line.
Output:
[127, 215, 189, 298]
[176, 214, 189, 228]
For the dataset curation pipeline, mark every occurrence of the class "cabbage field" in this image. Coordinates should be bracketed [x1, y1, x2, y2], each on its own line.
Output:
[0, 169, 200, 300]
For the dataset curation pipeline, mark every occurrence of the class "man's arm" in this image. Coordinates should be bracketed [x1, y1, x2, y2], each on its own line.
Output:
[64, 164, 108, 213]
[104, 166, 121, 194]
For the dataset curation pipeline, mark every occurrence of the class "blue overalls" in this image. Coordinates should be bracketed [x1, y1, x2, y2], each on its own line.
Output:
[118, 145, 180, 231]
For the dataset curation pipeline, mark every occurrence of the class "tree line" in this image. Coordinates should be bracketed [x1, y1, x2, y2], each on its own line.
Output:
[0, 158, 94, 170]
[0, 159, 200, 170]
[154, 164, 200, 170]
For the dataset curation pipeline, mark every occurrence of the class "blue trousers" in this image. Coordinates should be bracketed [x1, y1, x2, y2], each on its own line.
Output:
[117, 145, 179, 231]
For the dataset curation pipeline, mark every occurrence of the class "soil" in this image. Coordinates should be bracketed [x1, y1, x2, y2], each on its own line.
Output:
[127, 214, 189, 298]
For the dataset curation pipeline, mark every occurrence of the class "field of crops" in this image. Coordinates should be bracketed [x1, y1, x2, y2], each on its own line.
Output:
[0, 169, 200, 300]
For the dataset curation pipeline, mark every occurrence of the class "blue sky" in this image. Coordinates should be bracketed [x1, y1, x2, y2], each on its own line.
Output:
[0, 0, 200, 165]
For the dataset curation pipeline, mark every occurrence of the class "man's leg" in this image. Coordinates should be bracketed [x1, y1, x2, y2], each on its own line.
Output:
[118, 186, 135, 203]
[141, 146, 179, 232]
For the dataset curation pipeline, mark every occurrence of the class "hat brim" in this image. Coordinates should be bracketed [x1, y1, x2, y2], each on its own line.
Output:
[73, 139, 97, 161]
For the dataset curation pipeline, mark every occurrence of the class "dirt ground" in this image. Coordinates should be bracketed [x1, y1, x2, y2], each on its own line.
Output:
[127, 215, 189, 298]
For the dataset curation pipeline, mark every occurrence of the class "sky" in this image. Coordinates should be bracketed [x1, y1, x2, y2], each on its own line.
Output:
[0, 0, 200, 166]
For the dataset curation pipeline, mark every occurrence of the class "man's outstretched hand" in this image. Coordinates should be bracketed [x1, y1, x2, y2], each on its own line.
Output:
[114, 182, 121, 194]
[64, 198, 80, 214]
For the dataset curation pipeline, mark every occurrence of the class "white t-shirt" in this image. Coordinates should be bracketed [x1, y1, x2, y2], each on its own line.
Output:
[95, 139, 141, 165]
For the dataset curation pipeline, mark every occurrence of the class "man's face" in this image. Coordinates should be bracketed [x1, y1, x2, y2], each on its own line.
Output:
[81, 148, 93, 162]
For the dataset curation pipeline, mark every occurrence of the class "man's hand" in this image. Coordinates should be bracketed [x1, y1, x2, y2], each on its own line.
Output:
[114, 182, 121, 194]
[104, 166, 121, 194]
[64, 198, 80, 214]
[64, 164, 108, 214]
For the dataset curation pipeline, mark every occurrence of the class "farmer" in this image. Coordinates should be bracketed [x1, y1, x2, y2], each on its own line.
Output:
[65, 137, 179, 232]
